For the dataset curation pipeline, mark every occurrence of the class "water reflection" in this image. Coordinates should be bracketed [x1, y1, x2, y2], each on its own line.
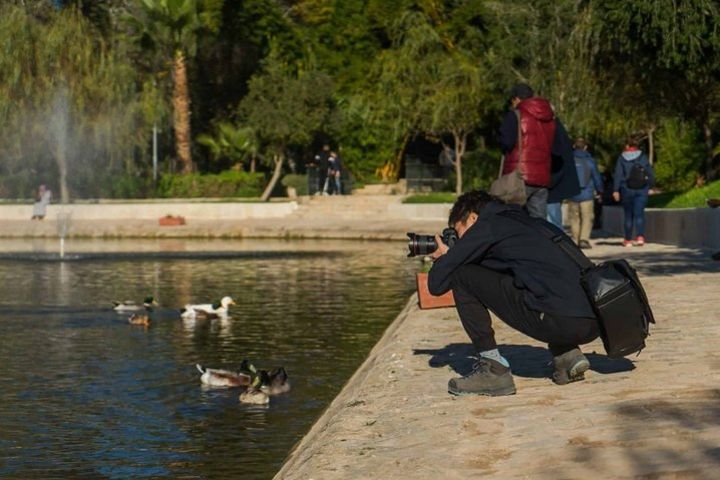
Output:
[0, 240, 416, 479]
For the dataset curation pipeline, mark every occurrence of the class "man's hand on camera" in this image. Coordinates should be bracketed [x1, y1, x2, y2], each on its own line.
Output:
[431, 235, 449, 260]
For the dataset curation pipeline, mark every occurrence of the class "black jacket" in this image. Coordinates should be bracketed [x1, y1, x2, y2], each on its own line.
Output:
[428, 202, 595, 318]
[498, 111, 580, 203]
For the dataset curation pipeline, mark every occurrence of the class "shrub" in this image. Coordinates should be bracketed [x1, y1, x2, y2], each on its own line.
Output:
[654, 119, 704, 192]
[281, 174, 309, 196]
[156, 170, 264, 198]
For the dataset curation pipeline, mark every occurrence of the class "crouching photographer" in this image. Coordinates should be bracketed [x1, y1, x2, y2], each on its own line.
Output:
[426, 190, 602, 396]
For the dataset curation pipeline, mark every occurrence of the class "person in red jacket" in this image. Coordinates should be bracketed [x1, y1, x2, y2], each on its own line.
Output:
[499, 84, 579, 218]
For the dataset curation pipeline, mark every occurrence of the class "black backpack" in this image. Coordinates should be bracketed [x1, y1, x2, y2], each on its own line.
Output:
[501, 210, 655, 358]
[626, 161, 649, 189]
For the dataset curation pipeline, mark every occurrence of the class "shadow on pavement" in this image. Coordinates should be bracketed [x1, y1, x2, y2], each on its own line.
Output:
[413, 343, 635, 379]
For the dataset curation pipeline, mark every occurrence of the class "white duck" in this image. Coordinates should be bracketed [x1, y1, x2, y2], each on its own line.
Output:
[196, 364, 252, 388]
[113, 296, 157, 312]
[183, 296, 235, 315]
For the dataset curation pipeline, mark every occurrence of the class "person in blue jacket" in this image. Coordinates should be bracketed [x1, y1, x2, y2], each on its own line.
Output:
[567, 138, 603, 248]
[612, 137, 655, 247]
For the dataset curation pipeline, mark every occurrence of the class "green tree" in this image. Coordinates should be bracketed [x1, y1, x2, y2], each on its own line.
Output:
[239, 53, 334, 201]
[0, 6, 152, 200]
[129, 0, 223, 174]
[197, 123, 261, 172]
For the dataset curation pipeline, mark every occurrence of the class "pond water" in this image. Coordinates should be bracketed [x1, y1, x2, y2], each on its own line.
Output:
[0, 239, 417, 479]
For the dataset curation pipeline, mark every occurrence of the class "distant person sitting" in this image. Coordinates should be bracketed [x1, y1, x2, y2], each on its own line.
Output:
[31, 184, 52, 220]
[567, 138, 603, 249]
[612, 136, 655, 247]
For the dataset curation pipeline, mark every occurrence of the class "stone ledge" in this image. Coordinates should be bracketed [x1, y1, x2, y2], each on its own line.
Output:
[603, 205, 720, 249]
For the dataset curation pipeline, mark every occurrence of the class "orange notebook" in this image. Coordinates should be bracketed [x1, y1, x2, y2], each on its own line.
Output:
[416, 272, 455, 309]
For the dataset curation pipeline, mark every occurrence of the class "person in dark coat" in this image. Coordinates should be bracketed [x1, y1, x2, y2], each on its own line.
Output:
[612, 136, 655, 247]
[428, 190, 600, 396]
[499, 84, 580, 218]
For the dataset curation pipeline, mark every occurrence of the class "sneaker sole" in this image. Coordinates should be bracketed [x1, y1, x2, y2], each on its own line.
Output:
[553, 358, 591, 385]
[448, 385, 517, 397]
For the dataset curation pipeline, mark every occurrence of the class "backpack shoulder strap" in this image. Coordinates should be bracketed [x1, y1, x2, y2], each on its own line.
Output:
[499, 210, 594, 270]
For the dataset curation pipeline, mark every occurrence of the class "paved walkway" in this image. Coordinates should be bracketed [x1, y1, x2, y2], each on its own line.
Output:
[276, 240, 720, 479]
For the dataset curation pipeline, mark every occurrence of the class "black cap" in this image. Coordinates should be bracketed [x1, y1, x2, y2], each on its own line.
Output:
[509, 83, 534, 100]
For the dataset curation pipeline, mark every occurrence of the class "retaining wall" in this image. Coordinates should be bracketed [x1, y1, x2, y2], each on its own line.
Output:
[0, 201, 298, 221]
[603, 205, 720, 250]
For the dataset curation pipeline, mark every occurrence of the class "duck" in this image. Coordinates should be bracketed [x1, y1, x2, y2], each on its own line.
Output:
[183, 296, 235, 315]
[113, 296, 158, 312]
[196, 364, 252, 388]
[180, 307, 221, 320]
[239, 376, 270, 405]
[260, 367, 291, 395]
[128, 314, 151, 326]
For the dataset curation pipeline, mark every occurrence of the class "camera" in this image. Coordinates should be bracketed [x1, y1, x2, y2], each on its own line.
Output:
[406, 228, 459, 257]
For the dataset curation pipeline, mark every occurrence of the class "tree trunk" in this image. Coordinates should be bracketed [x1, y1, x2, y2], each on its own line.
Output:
[56, 142, 69, 204]
[647, 126, 655, 165]
[260, 154, 284, 202]
[173, 49, 193, 174]
[453, 131, 466, 196]
[250, 155, 256, 173]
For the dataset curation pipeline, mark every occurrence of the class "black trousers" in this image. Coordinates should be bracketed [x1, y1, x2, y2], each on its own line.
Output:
[452, 264, 599, 356]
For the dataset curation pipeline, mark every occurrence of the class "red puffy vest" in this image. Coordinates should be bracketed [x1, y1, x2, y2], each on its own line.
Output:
[503, 97, 556, 187]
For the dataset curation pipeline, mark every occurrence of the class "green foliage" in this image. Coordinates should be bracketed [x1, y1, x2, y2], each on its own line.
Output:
[0, 6, 152, 199]
[281, 174, 309, 196]
[655, 119, 704, 191]
[239, 52, 334, 154]
[197, 123, 259, 168]
[403, 192, 456, 204]
[129, 0, 223, 57]
[647, 180, 720, 208]
[157, 170, 264, 198]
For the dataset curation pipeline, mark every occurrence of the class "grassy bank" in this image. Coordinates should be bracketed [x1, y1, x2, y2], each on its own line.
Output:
[403, 192, 456, 204]
[648, 180, 720, 208]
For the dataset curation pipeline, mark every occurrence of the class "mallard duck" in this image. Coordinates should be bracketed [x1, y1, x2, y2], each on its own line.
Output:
[113, 296, 157, 312]
[196, 364, 252, 388]
[128, 314, 151, 326]
[239, 376, 270, 405]
[262, 367, 291, 395]
[183, 296, 235, 315]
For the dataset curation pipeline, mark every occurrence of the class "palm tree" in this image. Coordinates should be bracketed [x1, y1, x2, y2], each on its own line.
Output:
[129, 0, 221, 173]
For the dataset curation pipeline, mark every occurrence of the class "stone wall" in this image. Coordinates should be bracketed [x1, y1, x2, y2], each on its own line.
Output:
[0, 201, 298, 221]
[603, 205, 720, 250]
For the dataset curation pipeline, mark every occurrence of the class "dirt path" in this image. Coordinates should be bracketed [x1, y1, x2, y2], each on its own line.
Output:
[276, 241, 720, 479]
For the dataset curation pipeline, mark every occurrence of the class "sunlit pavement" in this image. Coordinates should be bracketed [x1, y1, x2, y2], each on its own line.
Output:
[277, 238, 720, 479]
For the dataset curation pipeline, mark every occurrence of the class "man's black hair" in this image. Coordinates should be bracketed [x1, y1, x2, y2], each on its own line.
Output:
[509, 83, 534, 101]
[448, 190, 503, 226]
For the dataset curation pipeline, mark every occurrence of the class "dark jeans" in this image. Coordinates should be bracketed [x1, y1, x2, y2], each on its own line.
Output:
[621, 189, 648, 240]
[452, 264, 599, 356]
[525, 185, 548, 219]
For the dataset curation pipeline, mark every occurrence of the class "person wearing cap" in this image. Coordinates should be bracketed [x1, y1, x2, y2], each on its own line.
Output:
[498, 84, 579, 219]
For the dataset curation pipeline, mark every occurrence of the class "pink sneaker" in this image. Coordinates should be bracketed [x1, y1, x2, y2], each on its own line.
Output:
[623, 240, 633, 248]
[634, 236, 645, 246]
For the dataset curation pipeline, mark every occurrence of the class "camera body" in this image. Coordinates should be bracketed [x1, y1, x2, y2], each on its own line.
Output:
[406, 227, 459, 257]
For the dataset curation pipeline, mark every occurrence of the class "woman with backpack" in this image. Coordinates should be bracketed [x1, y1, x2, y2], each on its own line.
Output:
[612, 137, 655, 247]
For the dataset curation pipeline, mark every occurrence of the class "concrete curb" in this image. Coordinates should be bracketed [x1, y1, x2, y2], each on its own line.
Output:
[273, 295, 419, 479]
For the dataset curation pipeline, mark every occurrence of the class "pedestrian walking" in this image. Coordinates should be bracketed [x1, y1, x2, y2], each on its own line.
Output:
[612, 136, 655, 247]
[567, 138, 603, 248]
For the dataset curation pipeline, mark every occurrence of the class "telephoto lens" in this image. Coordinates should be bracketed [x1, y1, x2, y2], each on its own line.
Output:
[406, 233, 438, 257]
[406, 228, 458, 257]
